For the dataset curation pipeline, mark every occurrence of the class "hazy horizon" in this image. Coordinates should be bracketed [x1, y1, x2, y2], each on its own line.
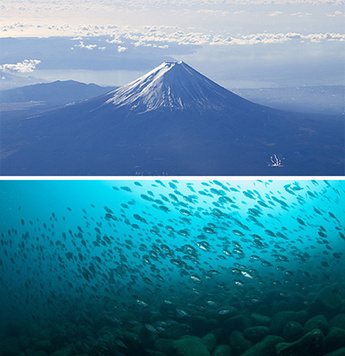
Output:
[1, 59, 345, 91]
[0, 0, 344, 89]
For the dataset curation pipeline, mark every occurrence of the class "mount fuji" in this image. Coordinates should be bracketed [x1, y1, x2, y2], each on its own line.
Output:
[100, 61, 251, 114]
[0, 61, 343, 176]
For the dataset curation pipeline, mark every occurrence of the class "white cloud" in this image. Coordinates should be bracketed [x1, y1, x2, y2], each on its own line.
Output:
[327, 10, 344, 17]
[106, 38, 123, 44]
[122, 29, 345, 46]
[74, 40, 102, 50]
[269, 11, 282, 17]
[84, 44, 97, 50]
[196, 9, 230, 15]
[0, 59, 41, 73]
[291, 12, 312, 17]
[117, 45, 127, 52]
[1, 23, 344, 48]
[304, 32, 345, 42]
[207, 32, 345, 45]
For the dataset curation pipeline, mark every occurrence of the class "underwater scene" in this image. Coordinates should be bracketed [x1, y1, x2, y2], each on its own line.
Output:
[0, 179, 345, 356]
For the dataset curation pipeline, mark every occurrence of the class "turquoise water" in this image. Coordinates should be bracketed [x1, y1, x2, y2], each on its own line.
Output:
[0, 179, 344, 355]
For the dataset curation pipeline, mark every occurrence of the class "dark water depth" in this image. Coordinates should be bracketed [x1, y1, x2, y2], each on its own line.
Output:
[0, 179, 344, 356]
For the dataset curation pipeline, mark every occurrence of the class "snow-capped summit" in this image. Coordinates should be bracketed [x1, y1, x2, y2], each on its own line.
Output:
[103, 61, 244, 114]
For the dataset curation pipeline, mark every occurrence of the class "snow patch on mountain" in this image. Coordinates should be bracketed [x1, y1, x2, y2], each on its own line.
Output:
[103, 61, 240, 114]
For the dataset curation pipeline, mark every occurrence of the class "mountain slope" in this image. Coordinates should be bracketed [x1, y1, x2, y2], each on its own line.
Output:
[0, 61, 343, 176]
[100, 61, 250, 114]
[0, 80, 116, 107]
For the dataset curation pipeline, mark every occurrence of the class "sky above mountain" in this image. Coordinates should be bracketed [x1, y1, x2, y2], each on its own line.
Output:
[0, 0, 343, 88]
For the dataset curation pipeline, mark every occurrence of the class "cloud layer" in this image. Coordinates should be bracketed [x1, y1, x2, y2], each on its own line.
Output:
[2, 23, 344, 47]
[0, 59, 41, 73]
[70, 28, 345, 47]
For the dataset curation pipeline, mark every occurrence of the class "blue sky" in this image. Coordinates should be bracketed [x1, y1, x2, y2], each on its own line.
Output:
[0, 0, 344, 88]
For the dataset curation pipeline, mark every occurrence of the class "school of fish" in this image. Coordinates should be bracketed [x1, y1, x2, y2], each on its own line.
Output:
[0, 179, 344, 355]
